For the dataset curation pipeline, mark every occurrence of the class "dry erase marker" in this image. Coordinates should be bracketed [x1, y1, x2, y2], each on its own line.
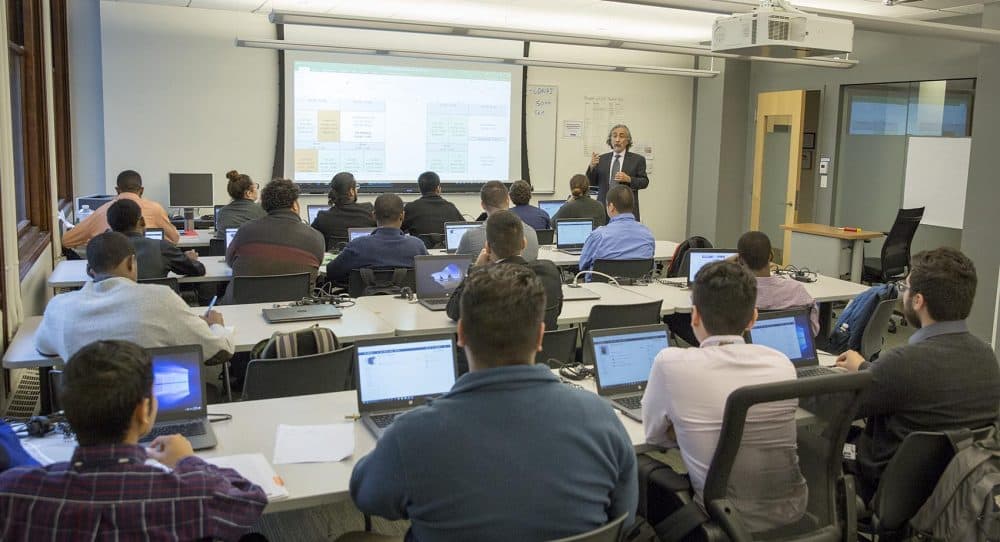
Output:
[840, 227, 860, 232]
[204, 296, 218, 317]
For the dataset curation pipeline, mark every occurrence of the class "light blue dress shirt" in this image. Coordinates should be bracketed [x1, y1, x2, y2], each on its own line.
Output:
[578, 213, 655, 271]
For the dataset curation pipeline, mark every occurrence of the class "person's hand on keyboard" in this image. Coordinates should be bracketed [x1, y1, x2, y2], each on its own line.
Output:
[834, 350, 865, 372]
[146, 434, 195, 468]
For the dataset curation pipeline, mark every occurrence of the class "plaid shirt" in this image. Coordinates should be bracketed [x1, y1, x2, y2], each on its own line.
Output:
[0, 443, 266, 541]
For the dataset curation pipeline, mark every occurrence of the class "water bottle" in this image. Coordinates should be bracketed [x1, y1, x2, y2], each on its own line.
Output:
[77, 205, 92, 223]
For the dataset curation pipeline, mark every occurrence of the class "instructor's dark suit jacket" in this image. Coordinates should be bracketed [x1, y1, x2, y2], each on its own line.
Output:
[586, 151, 649, 220]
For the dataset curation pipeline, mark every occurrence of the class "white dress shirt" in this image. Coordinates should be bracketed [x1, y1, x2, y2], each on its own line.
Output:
[641, 335, 808, 532]
[608, 152, 625, 179]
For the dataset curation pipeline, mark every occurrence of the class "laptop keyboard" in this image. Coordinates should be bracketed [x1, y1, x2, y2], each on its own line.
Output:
[371, 413, 399, 428]
[797, 366, 839, 378]
[142, 421, 206, 440]
[613, 396, 643, 410]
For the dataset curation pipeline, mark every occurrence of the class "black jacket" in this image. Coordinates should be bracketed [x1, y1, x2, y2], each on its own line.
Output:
[311, 202, 376, 251]
[124, 232, 206, 280]
[446, 256, 563, 332]
[402, 194, 465, 237]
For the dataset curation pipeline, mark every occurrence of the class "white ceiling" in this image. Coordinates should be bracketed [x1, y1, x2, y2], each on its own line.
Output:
[108, 0, 997, 44]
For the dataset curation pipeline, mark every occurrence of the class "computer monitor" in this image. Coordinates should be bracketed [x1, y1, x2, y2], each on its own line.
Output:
[538, 199, 565, 219]
[444, 222, 481, 253]
[145, 228, 164, 240]
[168, 173, 214, 208]
[687, 249, 737, 283]
[75, 194, 115, 213]
[307, 204, 327, 224]
[225, 227, 238, 250]
[348, 227, 376, 241]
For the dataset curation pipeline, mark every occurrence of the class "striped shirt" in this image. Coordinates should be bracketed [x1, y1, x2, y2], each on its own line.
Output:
[0, 444, 266, 541]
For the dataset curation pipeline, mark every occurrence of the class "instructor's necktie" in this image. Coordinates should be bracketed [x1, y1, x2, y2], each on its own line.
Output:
[611, 154, 622, 179]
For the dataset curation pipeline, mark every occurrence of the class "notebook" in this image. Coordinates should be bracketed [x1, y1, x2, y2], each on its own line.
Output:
[139, 345, 217, 450]
[746, 309, 839, 378]
[262, 304, 342, 323]
[444, 222, 481, 253]
[588, 324, 670, 422]
[413, 255, 473, 311]
[145, 228, 164, 240]
[355, 334, 459, 439]
[307, 204, 326, 224]
[205, 454, 288, 501]
[686, 249, 737, 285]
[348, 227, 376, 241]
[555, 219, 594, 255]
[538, 199, 566, 219]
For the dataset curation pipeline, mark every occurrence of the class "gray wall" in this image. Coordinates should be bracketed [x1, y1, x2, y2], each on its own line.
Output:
[68, 0, 106, 200]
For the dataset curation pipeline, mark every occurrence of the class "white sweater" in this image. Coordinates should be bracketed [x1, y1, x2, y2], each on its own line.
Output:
[35, 277, 234, 362]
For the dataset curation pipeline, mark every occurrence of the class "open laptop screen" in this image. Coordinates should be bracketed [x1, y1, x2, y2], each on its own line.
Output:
[746, 309, 817, 367]
[307, 205, 326, 224]
[148, 345, 205, 422]
[225, 227, 238, 250]
[687, 249, 737, 283]
[349, 227, 375, 241]
[591, 325, 669, 392]
[444, 222, 480, 252]
[356, 337, 457, 407]
[414, 255, 473, 298]
[539, 200, 565, 219]
[145, 228, 164, 240]
[556, 219, 593, 248]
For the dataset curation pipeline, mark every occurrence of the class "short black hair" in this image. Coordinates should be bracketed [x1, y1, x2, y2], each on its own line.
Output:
[226, 170, 255, 200]
[508, 180, 533, 206]
[373, 193, 404, 224]
[116, 170, 142, 193]
[480, 181, 509, 211]
[417, 171, 440, 195]
[62, 340, 154, 446]
[737, 231, 772, 271]
[260, 178, 299, 212]
[460, 264, 545, 367]
[691, 260, 757, 336]
[329, 172, 356, 206]
[106, 199, 142, 233]
[908, 247, 977, 321]
[86, 231, 135, 276]
[606, 184, 634, 213]
[485, 210, 525, 259]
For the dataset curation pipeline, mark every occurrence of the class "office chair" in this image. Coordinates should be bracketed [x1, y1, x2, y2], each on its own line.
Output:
[547, 512, 629, 542]
[665, 236, 713, 278]
[418, 233, 446, 250]
[138, 276, 181, 293]
[206, 237, 226, 257]
[348, 268, 415, 298]
[325, 236, 348, 253]
[48, 370, 65, 413]
[242, 345, 355, 401]
[535, 328, 579, 368]
[587, 301, 663, 333]
[231, 273, 311, 304]
[862, 207, 924, 284]
[536, 229, 555, 245]
[592, 258, 655, 282]
[860, 298, 897, 361]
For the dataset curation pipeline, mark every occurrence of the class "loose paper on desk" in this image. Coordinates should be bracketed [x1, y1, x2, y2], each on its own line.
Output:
[206, 453, 289, 501]
[273, 423, 354, 464]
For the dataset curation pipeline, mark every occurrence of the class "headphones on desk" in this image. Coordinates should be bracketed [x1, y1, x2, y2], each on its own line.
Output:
[396, 287, 416, 302]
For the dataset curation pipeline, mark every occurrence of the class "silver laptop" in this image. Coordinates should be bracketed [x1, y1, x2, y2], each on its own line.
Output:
[746, 308, 838, 378]
[139, 345, 217, 450]
[355, 334, 459, 439]
[555, 219, 594, 255]
[539, 199, 566, 219]
[563, 284, 601, 301]
[263, 304, 342, 323]
[588, 324, 669, 422]
[686, 249, 737, 286]
[348, 227, 376, 241]
[145, 228, 164, 240]
[414, 255, 473, 311]
[307, 204, 327, 224]
[444, 222, 481, 254]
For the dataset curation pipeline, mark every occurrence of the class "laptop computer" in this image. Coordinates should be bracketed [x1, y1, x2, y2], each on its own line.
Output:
[355, 334, 459, 439]
[563, 284, 601, 301]
[224, 227, 238, 250]
[139, 345, 217, 450]
[745, 309, 838, 378]
[263, 304, 342, 323]
[348, 227, 376, 241]
[307, 204, 327, 224]
[686, 248, 737, 286]
[539, 199, 565, 219]
[444, 222, 481, 254]
[555, 219, 594, 255]
[145, 228, 164, 240]
[588, 324, 670, 422]
[214, 204, 225, 231]
[413, 255, 473, 311]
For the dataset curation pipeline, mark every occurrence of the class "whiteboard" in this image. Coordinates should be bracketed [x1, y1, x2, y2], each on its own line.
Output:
[525, 85, 558, 193]
[902, 137, 971, 229]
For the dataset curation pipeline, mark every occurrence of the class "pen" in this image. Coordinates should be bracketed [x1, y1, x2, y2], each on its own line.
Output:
[344, 414, 361, 421]
[203, 295, 218, 317]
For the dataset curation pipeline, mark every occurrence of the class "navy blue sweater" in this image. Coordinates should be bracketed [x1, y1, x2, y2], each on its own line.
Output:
[350, 364, 637, 542]
[326, 227, 428, 285]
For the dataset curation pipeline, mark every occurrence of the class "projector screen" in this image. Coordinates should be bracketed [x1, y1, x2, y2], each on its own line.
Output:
[285, 53, 523, 192]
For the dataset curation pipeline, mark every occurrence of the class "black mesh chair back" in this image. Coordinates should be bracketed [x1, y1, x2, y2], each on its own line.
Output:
[347, 268, 416, 298]
[536, 229, 555, 245]
[138, 277, 181, 293]
[866, 207, 924, 283]
[860, 298, 897, 361]
[326, 236, 348, 253]
[665, 236, 713, 278]
[546, 513, 628, 542]
[535, 328, 579, 368]
[242, 345, 356, 401]
[48, 370, 65, 412]
[592, 258, 655, 282]
[231, 273, 311, 304]
[419, 233, 446, 250]
[587, 301, 663, 332]
[206, 238, 226, 257]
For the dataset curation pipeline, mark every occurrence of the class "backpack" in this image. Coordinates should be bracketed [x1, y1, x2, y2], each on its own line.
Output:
[911, 426, 1000, 542]
[250, 323, 340, 360]
[665, 236, 713, 278]
[827, 282, 897, 355]
[350, 268, 413, 297]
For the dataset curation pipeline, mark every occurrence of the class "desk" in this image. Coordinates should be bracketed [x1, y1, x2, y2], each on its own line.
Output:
[177, 229, 215, 248]
[2, 302, 395, 370]
[780, 224, 883, 283]
[428, 240, 679, 268]
[48, 258, 233, 289]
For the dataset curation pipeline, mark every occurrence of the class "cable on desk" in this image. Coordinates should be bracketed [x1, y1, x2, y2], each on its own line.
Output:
[207, 413, 233, 423]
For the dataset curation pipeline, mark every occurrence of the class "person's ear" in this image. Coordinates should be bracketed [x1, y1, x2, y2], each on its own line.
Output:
[534, 321, 544, 353]
[137, 187, 144, 197]
[456, 318, 467, 348]
[483, 240, 492, 255]
[745, 308, 759, 331]
[291, 200, 300, 214]
[134, 397, 155, 435]
[115, 187, 123, 195]
[691, 306, 702, 329]
[86, 266, 96, 279]
[138, 216, 146, 230]
[521, 236, 527, 252]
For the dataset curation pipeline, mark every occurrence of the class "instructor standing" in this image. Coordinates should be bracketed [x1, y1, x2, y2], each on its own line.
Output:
[586, 124, 649, 221]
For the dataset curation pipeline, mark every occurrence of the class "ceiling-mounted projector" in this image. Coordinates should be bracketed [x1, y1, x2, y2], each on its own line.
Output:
[711, 0, 854, 58]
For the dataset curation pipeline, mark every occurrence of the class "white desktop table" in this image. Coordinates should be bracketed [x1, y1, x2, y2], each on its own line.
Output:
[176, 229, 215, 249]
[428, 240, 679, 268]
[48, 258, 233, 289]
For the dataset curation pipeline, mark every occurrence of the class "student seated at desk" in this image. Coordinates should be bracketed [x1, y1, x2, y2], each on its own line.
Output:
[0, 340, 266, 540]
[35, 232, 233, 364]
[326, 193, 428, 286]
[509, 179, 551, 231]
[739, 230, 820, 336]
[578, 184, 654, 272]
[345, 265, 636, 542]
[107, 199, 206, 280]
[834, 247, 1000, 503]
[311, 172, 376, 250]
[401, 171, 464, 237]
[0, 421, 37, 473]
[215, 169, 266, 239]
[446, 210, 563, 331]
[63, 169, 179, 248]
[642, 261, 807, 533]
[457, 181, 539, 261]
[552, 174, 607, 227]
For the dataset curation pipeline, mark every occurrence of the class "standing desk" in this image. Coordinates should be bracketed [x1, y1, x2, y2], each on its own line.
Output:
[780, 224, 884, 283]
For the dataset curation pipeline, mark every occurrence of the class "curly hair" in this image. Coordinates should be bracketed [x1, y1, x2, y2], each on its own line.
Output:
[260, 178, 300, 212]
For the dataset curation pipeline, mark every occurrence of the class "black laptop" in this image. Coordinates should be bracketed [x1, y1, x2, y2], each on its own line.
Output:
[139, 345, 217, 450]
[746, 309, 839, 378]
[588, 324, 670, 422]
